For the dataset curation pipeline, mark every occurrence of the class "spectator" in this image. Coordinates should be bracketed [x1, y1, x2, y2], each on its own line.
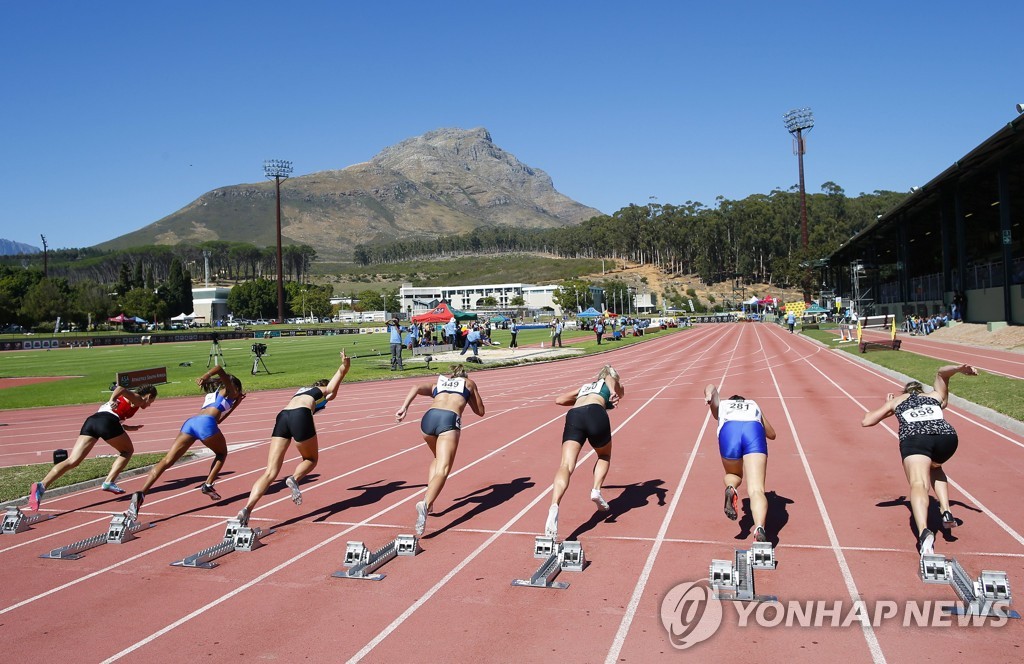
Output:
[460, 324, 481, 357]
[509, 319, 519, 349]
[595, 320, 605, 345]
[387, 317, 404, 371]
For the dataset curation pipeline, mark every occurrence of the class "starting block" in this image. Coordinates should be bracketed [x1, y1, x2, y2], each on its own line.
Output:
[1, 506, 54, 534]
[919, 554, 1020, 618]
[709, 545, 778, 603]
[40, 513, 153, 560]
[512, 537, 587, 590]
[332, 534, 420, 581]
[170, 518, 274, 569]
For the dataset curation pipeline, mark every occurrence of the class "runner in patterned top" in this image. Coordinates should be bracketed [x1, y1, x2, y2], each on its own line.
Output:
[862, 363, 978, 556]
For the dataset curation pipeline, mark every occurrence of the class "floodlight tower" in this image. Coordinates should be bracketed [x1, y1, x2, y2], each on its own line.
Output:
[263, 159, 293, 324]
[783, 107, 814, 249]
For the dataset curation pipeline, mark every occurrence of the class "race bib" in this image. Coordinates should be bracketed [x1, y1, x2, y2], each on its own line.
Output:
[437, 376, 466, 394]
[577, 380, 605, 398]
[901, 404, 944, 422]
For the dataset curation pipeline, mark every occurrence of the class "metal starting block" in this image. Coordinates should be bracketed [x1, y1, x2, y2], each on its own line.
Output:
[170, 518, 273, 569]
[512, 537, 587, 590]
[920, 555, 1020, 618]
[1, 506, 54, 534]
[332, 534, 420, 581]
[40, 513, 153, 560]
[709, 546, 777, 603]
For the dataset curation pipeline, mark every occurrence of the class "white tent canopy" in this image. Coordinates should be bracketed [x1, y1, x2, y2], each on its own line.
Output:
[744, 296, 760, 305]
[171, 312, 203, 321]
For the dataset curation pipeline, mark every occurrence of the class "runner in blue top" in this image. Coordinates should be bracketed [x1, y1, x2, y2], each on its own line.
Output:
[235, 350, 351, 526]
[862, 363, 977, 556]
[545, 365, 624, 539]
[705, 384, 777, 543]
[395, 364, 485, 536]
[129, 365, 243, 517]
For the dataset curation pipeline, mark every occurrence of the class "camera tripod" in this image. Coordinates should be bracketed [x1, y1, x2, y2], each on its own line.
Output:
[251, 350, 271, 375]
[207, 340, 226, 368]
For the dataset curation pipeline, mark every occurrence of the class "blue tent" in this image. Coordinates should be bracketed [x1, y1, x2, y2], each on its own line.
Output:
[577, 307, 601, 318]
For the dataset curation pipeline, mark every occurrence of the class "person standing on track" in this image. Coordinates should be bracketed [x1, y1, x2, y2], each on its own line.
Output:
[27, 384, 158, 510]
[395, 364, 485, 536]
[704, 384, 777, 543]
[861, 363, 977, 556]
[235, 350, 351, 526]
[544, 365, 625, 539]
[128, 365, 244, 518]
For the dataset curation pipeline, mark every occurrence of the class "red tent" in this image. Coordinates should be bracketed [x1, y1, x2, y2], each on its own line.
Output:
[108, 313, 130, 323]
[411, 301, 475, 324]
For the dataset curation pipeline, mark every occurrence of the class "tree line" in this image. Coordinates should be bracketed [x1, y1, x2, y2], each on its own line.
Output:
[353, 184, 908, 288]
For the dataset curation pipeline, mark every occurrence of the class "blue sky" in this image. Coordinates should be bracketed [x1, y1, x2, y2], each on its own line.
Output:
[2, 1, 1020, 250]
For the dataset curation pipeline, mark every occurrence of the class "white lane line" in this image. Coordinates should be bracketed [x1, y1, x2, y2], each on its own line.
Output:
[760, 325, 886, 663]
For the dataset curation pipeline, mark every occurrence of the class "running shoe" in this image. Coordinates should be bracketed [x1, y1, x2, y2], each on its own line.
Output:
[754, 526, 768, 543]
[128, 491, 144, 519]
[918, 528, 935, 556]
[200, 483, 221, 501]
[285, 476, 302, 505]
[237, 507, 250, 527]
[415, 501, 428, 536]
[545, 504, 559, 539]
[101, 481, 126, 495]
[941, 510, 957, 529]
[28, 482, 45, 512]
[591, 489, 610, 512]
[724, 486, 738, 521]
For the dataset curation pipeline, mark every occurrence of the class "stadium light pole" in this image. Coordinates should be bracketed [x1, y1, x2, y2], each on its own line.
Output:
[263, 159, 293, 324]
[783, 107, 814, 250]
[40, 234, 48, 278]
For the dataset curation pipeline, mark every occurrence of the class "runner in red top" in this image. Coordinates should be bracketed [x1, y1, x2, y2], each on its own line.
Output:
[27, 384, 158, 511]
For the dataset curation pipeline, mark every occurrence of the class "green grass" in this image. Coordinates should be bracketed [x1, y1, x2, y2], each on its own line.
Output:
[801, 327, 1023, 422]
[0, 452, 180, 503]
[0, 326, 682, 409]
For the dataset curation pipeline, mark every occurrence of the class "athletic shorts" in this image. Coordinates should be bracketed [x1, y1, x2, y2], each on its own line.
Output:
[561, 403, 612, 448]
[899, 433, 958, 464]
[79, 412, 126, 441]
[180, 414, 221, 441]
[718, 421, 768, 460]
[271, 407, 317, 442]
[420, 408, 461, 437]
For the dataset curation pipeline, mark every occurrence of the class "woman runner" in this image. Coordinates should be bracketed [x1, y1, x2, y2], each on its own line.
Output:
[27, 385, 158, 510]
[704, 384, 777, 543]
[861, 363, 977, 555]
[128, 365, 244, 518]
[395, 364, 485, 536]
[544, 365, 625, 540]
[236, 350, 350, 526]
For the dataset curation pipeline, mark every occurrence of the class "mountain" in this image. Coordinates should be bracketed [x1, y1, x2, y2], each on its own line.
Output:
[97, 128, 602, 260]
[0, 239, 40, 255]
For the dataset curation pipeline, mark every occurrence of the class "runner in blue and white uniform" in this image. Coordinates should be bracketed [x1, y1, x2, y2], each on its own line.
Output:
[704, 384, 777, 543]
[396, 364, 486, 536]
[544, 365, 625, 539]
[27, 384, 158, 511]
[862, 363, 977, 556]
[128, 365, 243, 518]
[236, 350, 351, 526]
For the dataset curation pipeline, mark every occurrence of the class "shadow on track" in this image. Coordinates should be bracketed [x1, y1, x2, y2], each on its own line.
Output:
[564, 479, 668, 542]
[875, 496, 982, 543]
[736, 491, 793, 546]
[423, 477, 536, 539]
[271, 479, 426, 530]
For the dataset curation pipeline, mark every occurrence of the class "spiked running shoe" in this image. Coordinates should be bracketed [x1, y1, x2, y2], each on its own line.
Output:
[285, 476, 302, 505]
[724, 486, 738, 521]
[200, 483, 221, 501]
[591, 489, 610, 512]
[942, 510, 957, 529]
[918, 528, 935, 556]
[754, 526, 768, 543]
[237, 507, 250, 527]
[128, 492, 144, 519]
[545, 504, 559, 539]
[28, 482, 45, 512]
[101, 481, 126, 495]
[415, 501, 428, 536]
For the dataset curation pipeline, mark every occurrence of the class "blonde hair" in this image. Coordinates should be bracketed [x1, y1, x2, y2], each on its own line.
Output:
[597, 365, 619, 381]
[903, 380, 924, 395]
[448, 364, 468, 378]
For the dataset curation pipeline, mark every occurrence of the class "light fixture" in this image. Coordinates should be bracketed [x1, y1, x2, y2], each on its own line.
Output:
[1016, 103, 1024, 114]
[910, 186, 921, 193]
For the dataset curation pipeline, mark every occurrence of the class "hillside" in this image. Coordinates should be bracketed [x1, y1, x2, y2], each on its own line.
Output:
[0, 239, 40, 255]
[97, 128, 601, 260]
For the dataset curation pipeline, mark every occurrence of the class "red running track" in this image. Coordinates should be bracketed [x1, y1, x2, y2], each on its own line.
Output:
[0, 325, 1021, 663]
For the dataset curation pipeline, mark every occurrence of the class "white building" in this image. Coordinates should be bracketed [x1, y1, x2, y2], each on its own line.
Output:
[399, 282, 564, 315]
[191, 287, 231, 324]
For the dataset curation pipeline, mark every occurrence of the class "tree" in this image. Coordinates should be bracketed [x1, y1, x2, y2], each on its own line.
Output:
[356, 289, 385, 312]
[602, 279, 630, 314]
[509, 295, 525, 307]
[72, 280, 114, 327]
[121, 287, 167, 324]
[553, 279, 591, 313]
[116, 262, 132, 296]
[19, 277, 70, 326]
[227, 279, 277, 319]
[382, 288, 401, 314]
